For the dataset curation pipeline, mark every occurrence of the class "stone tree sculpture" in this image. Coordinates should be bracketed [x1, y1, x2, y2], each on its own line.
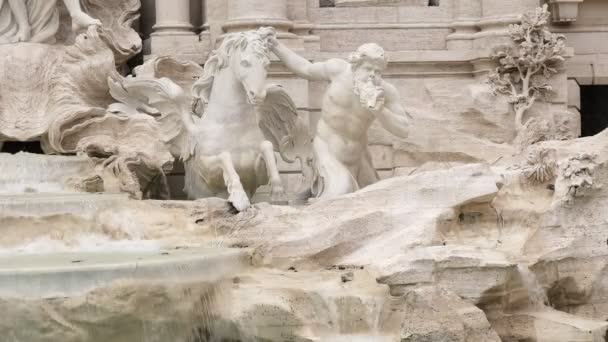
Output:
[488, 5, 566, 143]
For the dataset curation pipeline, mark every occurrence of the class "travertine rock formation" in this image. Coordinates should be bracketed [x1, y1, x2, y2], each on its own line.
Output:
[3, 138, 608, 341]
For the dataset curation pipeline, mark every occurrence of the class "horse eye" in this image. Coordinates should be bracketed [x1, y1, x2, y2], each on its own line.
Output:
[240, 59, 251, 67]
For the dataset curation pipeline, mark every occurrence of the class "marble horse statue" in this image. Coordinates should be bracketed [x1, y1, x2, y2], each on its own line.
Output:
[109, 27, 311, 210]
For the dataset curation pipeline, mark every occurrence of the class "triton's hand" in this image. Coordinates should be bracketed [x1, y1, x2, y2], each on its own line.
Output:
[369, 103, 386, 118]
[267, 36, 279, 50]
[371, 95, 386, 114]
[361, 88, 386, 114]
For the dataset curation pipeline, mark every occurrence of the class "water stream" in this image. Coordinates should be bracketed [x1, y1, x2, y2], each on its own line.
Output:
[517, 264, 549, 310]
[0, 152, 94, 193]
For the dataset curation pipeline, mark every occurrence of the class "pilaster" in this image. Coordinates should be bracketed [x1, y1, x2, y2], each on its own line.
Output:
[148, 0, 211, 64]
[222, 0, 304, 49]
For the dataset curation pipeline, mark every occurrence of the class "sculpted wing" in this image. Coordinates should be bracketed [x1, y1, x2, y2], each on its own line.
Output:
[255, 84, 314, 192]
[107, 75, 198, 160]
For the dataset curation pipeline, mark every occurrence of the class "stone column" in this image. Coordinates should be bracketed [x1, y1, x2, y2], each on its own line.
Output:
[148, 0, 210, 64]
[287, 0, 319, 52]
[223, 0, 302, 48]
[198, 0, 212, 60]
[199, 0, 209, 37]
[475, 0, 538, 49]
[447, 0, 482, 50]
[152, 0, 195, 36]
[471, 0, 538, 79]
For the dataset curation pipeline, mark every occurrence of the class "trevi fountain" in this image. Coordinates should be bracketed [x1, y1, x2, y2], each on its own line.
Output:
[0, 0, 607, 341]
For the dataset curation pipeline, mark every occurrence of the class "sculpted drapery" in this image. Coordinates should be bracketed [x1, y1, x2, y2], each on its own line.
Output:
[0, 0, 100, 44]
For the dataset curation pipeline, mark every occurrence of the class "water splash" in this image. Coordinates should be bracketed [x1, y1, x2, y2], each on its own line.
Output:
[0, 182, 65, 194]
[0, 234, 162, 256]
[517, 264, 549, 310]
[0, 193, 128, 218]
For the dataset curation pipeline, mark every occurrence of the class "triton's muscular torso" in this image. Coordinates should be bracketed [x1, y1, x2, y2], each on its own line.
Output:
[316, 71, 376, 165]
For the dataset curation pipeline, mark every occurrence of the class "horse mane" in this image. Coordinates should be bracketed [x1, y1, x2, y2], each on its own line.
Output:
[192, 29, 272, 106]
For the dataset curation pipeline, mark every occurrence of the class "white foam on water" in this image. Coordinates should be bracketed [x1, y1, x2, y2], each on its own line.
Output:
[0, 152, 92, 181]
[0, 182, 67, 195]
[0, 234, 162, 256]
[0, 193, 129, 218]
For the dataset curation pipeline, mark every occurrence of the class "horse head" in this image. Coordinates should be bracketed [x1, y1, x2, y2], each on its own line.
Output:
[230, 27, 275, 105]
[192, 27, 276, 111]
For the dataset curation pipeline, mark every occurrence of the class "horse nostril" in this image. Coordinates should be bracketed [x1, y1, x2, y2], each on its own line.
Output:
[249, 90, 255, 96]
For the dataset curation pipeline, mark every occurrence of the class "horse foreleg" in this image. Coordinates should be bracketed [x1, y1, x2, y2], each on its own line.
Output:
[258, 140, 288, 205]
[203, 152, 251, 211]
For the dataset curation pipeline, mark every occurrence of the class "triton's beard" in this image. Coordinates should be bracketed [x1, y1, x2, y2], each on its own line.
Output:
[353, 78, 384, 110]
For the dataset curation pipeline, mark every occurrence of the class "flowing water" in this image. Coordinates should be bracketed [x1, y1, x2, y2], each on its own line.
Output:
[0, 192, 129, 218]
[0, 152, 95, 194]
[517, 264, 549, 310]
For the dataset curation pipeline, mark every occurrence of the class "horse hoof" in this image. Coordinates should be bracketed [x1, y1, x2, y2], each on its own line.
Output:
[229, 192, 251, 212]
[270, 188, 289, 205]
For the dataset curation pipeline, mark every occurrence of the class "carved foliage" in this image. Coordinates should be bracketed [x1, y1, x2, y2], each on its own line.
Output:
[488, 5, 566, 133]
[513, 117, 555, 153]
[521, 147, 557, 184]
[556, 153, 597, 201]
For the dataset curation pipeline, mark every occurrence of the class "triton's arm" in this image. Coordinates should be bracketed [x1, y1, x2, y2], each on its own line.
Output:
[61, 0, 86, 16]
[374, 83, 410, 139]
[271, 40, 347, 82]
